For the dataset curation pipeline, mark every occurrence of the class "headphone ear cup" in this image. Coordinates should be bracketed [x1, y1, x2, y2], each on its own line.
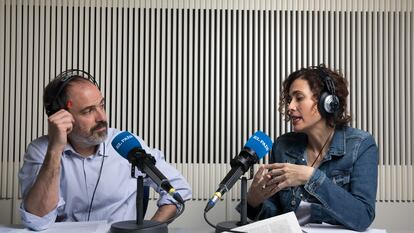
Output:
[45, 99, 62, 116]
[319, 91, 339, 117]
[318, 91, 330, 117]
[328, 95, 340, 113]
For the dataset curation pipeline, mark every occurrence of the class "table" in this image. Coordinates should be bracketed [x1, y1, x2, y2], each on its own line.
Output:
[0, 221, 388, 233]
[302, 224, 386, 233]
[0, 221, 213, 233]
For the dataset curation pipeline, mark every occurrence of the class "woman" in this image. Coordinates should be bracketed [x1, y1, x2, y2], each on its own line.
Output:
[246, 65, 378, 231]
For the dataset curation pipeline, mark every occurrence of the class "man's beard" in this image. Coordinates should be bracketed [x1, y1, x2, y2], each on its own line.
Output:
[69, 121, 108, 147]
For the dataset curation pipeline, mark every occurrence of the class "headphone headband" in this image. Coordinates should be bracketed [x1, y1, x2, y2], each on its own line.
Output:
[314, 65, 339, 117]
[54, 69, 99, 95]
[316, 66, 336, 96]
[45, 69, 99, 116]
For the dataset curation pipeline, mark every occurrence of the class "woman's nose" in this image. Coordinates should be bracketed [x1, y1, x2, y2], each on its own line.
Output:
[288, 101, 296, 114]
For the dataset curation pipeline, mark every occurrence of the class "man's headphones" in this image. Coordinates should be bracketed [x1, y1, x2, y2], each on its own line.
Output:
[316, 66, 340, 117]
[44, 69, 99, 116]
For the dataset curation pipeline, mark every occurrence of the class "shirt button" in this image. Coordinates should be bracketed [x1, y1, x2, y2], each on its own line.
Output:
[291, 200, 296, 206]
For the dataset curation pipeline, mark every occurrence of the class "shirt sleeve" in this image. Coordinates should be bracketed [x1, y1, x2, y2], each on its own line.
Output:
[19, 198, 65, 231]
[149, 148, 192, 207]
[137, 137, 192, 207]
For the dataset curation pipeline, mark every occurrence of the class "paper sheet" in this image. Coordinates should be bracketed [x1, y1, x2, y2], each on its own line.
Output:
[227, 212, 302, 233]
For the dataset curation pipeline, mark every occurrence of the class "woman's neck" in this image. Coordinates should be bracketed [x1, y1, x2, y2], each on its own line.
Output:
[306, 124, 335, 153]
[305, 124, 335, 167]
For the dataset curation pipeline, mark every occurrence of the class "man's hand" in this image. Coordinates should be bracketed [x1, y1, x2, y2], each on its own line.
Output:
[47, 109, 74, 152]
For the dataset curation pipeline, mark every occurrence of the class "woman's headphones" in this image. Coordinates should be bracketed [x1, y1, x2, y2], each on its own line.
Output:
[317, 66, 340, 117]
[44, 69, 99, 116]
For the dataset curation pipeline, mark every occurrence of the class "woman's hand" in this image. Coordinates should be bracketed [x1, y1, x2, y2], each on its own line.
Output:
[264, 163, 314, 190]
[247, 165, 281, 208]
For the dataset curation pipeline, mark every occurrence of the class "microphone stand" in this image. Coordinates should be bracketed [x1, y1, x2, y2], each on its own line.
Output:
[110, 163, 168, 233]
[215, 167, 253, 233]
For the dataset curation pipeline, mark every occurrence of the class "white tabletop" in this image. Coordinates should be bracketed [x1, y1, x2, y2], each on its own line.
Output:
[302, 224, 386, 233]
[0, 221, 389, 233]
[0, 221, 215, 233]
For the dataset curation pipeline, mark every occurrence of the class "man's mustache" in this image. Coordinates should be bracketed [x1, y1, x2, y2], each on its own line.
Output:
[91, 121, 108, 132]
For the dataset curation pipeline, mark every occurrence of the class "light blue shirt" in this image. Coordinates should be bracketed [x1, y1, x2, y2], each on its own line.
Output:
[18, 128, 192, 231]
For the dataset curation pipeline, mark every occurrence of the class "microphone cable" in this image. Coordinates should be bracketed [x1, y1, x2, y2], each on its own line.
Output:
[203, 210, 246, 233]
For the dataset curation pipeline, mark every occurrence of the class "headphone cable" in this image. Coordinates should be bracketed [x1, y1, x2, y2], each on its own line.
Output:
[87, 143, 106, 221]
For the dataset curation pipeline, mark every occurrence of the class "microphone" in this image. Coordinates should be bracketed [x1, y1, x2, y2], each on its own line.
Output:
[204, 131, 272, 212]
[112, 131, 184, 204]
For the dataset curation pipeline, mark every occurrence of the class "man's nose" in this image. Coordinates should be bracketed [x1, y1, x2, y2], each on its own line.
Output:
[95, 107, 107, 121]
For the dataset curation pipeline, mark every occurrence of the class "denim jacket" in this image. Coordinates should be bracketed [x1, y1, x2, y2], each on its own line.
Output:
[247, 127, 378, 232]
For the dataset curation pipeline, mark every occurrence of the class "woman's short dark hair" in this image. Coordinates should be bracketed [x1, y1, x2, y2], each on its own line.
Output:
[278, 64, 351, 128]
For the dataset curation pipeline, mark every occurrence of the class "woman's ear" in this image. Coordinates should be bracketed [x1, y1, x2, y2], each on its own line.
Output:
[311, 102, 321, 116]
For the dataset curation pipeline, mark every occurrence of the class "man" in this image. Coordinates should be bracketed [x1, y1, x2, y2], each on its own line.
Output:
[18, 69, 192, 231]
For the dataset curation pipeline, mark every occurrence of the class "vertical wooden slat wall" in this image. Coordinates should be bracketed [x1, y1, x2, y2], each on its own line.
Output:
[0, 0, 412, 222]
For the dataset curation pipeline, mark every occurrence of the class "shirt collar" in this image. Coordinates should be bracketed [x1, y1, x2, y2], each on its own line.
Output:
[284, 128, 346, 160]
[285, 133, 307, 159]
[62, 142, 108, 158]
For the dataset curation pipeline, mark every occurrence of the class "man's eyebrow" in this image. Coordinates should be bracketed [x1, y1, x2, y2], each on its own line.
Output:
[80, 98, 105, 112]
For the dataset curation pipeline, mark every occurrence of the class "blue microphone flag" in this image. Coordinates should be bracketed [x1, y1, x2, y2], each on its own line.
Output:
[111, 131, 142, 158]
[244, 131, 272, 160]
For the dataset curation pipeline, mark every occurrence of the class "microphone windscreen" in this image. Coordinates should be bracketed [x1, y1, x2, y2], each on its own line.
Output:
[244, 131, 272, 159]
[111, 131, 142, 158]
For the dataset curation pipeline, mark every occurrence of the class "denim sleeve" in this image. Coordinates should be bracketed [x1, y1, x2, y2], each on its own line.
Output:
[254, 196, 283, 220]
[236, 185, 287, 221]
[241, 193, 283, 221]
[304, 135, 378, 231]
[245, 139, 283, 221]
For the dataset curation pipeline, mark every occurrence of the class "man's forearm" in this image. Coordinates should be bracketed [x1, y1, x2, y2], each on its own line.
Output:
[151, 204, 178, 222]
[24, 150, 61, 217]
